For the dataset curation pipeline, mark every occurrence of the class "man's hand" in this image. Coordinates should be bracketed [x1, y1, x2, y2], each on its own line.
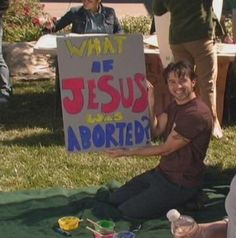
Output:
[105, 148, 129, 158]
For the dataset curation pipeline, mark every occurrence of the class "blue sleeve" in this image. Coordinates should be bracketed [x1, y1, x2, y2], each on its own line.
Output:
[53, 10, 73, 32]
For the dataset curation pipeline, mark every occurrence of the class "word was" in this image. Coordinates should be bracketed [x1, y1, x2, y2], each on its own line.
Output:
[86, 112, 123, 124]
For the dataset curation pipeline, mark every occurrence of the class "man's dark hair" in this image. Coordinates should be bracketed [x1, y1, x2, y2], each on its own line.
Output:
[163, 61, 197, 83]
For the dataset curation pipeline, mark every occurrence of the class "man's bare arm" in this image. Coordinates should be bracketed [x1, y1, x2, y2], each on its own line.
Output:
[106, 128, 190, 158]
[151, 113, 168, 139]
[146, 81, 168, 139]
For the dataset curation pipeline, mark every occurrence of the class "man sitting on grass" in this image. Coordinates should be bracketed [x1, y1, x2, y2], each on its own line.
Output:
[106, 61, 213, 219]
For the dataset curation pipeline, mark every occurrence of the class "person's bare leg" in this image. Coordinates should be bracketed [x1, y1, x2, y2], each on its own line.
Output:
[197, 221, 227, 238]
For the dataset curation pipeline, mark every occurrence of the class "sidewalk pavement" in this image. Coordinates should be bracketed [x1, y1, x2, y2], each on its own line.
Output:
[41, 2, 149, 19]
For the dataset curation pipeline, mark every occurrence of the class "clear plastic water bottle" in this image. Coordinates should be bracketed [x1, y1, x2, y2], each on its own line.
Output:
[166, 209, 199, 238]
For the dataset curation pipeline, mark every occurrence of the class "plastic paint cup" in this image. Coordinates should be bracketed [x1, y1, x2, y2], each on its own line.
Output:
[115, 231, 135, 238]
[96, 220, 115, 233]
[58, 216, 81, 231]
[94, 233, 115, 238]
[94, 220, 115, 238]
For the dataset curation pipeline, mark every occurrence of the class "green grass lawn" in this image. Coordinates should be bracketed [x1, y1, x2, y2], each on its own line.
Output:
[0, 79, 235, 192]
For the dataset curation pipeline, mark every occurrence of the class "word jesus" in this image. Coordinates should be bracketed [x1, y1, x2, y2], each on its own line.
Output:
[62, 73, 148, 115]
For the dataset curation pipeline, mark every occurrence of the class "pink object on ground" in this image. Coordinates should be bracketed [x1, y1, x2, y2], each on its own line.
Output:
[94, 232, 115, 238]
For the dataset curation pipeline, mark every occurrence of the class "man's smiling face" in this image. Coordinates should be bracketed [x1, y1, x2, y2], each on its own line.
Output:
[167, 71, 196, 105]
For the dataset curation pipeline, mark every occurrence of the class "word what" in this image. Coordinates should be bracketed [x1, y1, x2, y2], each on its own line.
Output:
[65, 35, 127, 57]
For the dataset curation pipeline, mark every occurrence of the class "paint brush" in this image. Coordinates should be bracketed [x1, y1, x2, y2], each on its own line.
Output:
[86, 226, 103, 236]
[87, 218, 103, 229]
[86, 218, 113, 235]
[204, 200, 223, 207]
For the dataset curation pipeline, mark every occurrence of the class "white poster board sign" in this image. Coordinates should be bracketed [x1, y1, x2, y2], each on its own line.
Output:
[154, 0, 223, 67]
[57, 34, 151, 153]
[213, 0, 223, 21]
[154, 13, 173, 67]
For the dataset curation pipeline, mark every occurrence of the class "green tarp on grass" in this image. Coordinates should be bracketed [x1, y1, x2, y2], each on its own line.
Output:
[0, 181, 229, 238]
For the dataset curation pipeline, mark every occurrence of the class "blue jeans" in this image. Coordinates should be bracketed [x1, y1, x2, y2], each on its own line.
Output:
[0, 18, 11, 97]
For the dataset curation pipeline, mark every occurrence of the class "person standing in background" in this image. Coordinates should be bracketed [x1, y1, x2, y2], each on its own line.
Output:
[153, 0, 224, 138]
[0, 0, 12, 103]
[49, 0, 122, 34]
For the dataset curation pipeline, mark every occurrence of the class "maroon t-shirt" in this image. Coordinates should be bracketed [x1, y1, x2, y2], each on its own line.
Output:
[157, 97, 213, 187]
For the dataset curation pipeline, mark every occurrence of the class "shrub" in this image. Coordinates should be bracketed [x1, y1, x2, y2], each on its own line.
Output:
[3, 0, 56, 42]
[2, 1, 152, 42]
[224, 18, 233, 36]
[120, 15, 152, 35]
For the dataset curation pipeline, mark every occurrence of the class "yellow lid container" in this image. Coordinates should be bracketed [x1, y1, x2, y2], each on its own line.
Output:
[58, 216, 81, 231]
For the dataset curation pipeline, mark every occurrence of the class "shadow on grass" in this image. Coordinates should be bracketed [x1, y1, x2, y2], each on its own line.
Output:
[205, 165, 236, 187]
[0, 80, 62, 128]
[1, 129, 64, 146]
[0, 80, 65, 146]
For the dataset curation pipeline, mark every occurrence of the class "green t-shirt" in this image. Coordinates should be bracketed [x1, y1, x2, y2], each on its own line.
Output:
[222, 0, 236, 15]
[153, 0, 223, 44]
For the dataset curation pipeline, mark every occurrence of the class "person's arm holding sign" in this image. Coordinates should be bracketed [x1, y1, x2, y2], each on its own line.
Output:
[106, 121, 189, 158]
